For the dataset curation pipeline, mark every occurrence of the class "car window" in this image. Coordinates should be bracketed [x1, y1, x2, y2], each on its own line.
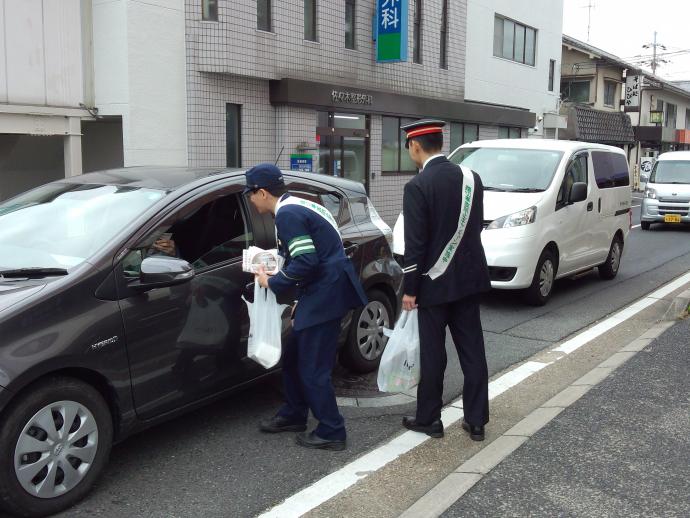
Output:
[557, 153, 588, 208]
[285, 184, 349, 226]
[121, 191, 253, 277]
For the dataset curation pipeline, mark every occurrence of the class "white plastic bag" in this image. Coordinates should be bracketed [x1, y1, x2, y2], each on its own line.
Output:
[377, 309, 420, 392]
[242, 281, 288, 369]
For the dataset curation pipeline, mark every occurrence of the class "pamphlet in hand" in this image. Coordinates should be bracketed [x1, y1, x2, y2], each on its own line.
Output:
[242, 246, 284, 274]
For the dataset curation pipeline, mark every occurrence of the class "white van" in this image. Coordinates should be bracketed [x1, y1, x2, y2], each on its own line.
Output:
[639, 150, 690, 230]
[448, 140, 632, 305]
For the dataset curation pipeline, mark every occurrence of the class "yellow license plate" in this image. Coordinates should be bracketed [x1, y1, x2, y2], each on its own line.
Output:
[664, 214, 682, 223]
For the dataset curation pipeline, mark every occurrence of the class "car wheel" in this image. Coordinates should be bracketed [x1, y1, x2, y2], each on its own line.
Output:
[524, 249, 557, 306]
[340, 289, 393, 373]
[598, 237, 623, 280]
[0, 377, 113, 518]
[640, 221, 651, 230]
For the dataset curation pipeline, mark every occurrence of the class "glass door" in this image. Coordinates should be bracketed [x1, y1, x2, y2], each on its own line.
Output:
[316, 112, 370, 191]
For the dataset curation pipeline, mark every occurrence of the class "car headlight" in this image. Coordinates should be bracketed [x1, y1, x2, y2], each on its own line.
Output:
[486, 206, 537, 230]
[644, 188, 657, 199]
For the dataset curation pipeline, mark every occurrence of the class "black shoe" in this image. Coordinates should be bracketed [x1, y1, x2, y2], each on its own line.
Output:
[259, 416, 307, 433]
[402, 416, 444, 438]
[461, 419, 485, 441]
[295, 431, 347, 451]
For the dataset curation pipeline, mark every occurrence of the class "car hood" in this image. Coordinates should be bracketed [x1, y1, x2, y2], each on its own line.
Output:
[483, 191, 544, 221]
[648, 183, 690, 198]
[0, 281, 47, 315]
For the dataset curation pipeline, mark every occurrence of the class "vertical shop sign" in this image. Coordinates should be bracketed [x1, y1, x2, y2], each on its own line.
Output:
[375, 0, 408, 62]
[625, 75, 641, 109]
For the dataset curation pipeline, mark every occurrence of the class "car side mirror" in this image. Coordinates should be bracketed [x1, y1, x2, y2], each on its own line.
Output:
[569, 182, 587, 204]
[640, 173, 649, 183]
[136, 256, 194, 289]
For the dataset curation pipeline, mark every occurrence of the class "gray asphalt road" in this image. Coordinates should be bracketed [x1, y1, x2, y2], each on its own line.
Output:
[442, 315, 690, 518]
[59, 201, 690, 518]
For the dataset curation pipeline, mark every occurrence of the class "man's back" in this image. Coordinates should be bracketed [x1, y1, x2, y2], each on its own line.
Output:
[403, 156, 490, 306]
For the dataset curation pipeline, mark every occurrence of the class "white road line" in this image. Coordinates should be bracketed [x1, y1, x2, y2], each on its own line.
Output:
[257, 271, 690, 518]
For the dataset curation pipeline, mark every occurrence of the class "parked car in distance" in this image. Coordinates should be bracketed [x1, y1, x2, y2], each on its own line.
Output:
[0, 167, 401, 517]
[448, 139, 632, 305]
[640, 150, 690, 230]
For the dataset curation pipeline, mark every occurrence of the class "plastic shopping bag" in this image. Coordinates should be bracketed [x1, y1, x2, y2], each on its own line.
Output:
[242, 281, 288, 369]
[377, 309, 420, 392]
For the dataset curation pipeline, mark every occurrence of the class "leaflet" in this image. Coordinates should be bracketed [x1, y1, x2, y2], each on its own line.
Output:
[242, 246, 284, 274]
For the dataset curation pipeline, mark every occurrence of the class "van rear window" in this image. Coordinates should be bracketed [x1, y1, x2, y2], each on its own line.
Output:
[592, 151, 630, 188]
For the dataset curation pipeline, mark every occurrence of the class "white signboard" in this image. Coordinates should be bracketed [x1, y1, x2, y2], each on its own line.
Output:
[625, 75, 641, 108]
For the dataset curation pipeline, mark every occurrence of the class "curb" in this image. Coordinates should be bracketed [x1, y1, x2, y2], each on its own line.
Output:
[398, 282, 690, 518]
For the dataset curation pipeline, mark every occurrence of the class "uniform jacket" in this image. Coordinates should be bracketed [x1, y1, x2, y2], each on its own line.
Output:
[268, 194, 368, 331]
[403, 156, 490, 307]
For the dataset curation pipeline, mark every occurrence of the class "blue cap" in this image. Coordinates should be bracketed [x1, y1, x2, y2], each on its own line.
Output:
[243, 163, 285, 195]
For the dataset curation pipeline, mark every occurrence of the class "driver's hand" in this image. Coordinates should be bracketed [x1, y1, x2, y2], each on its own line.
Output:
[153, 238, 176, 256]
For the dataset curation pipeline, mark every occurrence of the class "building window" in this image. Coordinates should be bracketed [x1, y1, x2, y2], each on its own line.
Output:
[685, 108, 690, 130]
[258, 0, 271, 31]
[604, 80, 617, 107]
[493, 15, 536, 66]
[202, 0, 218, 21]
[665, 102, 677, 128]
[226, 104, 241, 168]
[498, 127, 521, 139]
[413, 0, 423, 64]
[548, 59, 555, 92]
[449, 123, 479, 152]
[382, 116, 417, 174]
[345, 0, 355, 49]
[561, 80, 590, 103]
[305, 0, 317, 41]
[440, 0, 449, 69]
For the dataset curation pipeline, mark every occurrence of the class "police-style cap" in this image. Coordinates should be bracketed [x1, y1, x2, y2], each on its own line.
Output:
[243, 163, 285, 194]
[401, 119, 446, 148]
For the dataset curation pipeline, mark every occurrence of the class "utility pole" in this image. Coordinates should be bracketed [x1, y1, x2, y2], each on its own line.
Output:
[642, 31, 667, 75]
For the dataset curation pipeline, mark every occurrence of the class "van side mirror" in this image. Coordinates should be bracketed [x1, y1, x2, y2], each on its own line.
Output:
[640, 173, 649, 183]
[135, 256, 194, 289]
[569, 182, 587, 204]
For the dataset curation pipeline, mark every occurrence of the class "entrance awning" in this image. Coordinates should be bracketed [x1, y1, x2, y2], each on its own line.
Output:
[562, 105, 635, 145]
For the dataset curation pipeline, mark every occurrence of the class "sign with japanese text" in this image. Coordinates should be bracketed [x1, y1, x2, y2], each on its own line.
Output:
[290, 154, 313, 172]
[625, 75, 641, 109]
[376, 0, 408, 62]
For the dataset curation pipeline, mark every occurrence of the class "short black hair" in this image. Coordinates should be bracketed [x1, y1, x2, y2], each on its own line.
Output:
[265, 185, 288, 198]
[407, 132, 443, 153]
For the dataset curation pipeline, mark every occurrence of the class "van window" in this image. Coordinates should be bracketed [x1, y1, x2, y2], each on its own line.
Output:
[557, 153, 588, 208]
[591, 151, 630, 188]
[450, 148, 563, 192]
[649, 160, 690, 184]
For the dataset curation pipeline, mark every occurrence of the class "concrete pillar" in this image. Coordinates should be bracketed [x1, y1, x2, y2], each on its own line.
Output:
[64, 117, 82, 177]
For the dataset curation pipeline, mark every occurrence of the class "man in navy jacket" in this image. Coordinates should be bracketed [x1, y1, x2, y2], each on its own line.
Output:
[246, 164, 367, 451]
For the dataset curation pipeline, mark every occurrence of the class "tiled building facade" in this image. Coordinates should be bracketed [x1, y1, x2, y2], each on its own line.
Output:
[184, 0, 533, 224]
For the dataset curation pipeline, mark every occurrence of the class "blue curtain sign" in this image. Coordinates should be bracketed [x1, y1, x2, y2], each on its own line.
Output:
[290, 154, 313, 172]
[375, 0, 408, 62]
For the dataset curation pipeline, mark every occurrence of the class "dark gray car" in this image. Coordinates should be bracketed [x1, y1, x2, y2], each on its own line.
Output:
[0, 167, 402, 517]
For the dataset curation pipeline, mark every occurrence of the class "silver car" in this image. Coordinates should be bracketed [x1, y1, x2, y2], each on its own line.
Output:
[640, 151, 690, 230]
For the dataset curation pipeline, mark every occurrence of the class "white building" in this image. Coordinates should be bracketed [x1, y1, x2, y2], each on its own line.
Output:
[464, 0, 564, 139]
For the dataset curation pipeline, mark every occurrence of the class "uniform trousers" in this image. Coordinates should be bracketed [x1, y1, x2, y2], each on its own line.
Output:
[276, 317, 346, 441]
[416, 294, 489, 427]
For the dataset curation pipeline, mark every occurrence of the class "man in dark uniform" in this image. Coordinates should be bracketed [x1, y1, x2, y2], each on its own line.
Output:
[399, 120, 491, 441]
[244, 163, 367, 451]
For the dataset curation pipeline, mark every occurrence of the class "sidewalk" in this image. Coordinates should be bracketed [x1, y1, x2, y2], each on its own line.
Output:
[415, 316, 690, 518]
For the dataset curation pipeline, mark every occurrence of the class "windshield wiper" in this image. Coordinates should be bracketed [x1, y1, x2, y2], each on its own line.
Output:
[483, 186, 508, 192]
[508, 188, 545, 193]
[0, 267, 68, 278]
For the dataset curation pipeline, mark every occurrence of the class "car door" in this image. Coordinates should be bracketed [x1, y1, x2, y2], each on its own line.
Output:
[554, 151, 594, 274]
[115, 183, 264, 420]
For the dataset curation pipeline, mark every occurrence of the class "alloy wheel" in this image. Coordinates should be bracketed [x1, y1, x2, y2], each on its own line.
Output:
[539, 259, 555, 298]
[610, 241, 621, 274]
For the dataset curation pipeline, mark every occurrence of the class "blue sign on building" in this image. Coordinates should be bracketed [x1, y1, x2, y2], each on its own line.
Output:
[375, 0, 408, 62]
[290, 154, 313, 172]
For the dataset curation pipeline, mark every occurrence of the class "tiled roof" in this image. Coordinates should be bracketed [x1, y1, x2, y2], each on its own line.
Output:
[572, 105, 635, 144]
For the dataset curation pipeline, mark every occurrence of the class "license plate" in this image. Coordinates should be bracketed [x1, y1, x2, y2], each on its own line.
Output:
[664, 214, 682, 223]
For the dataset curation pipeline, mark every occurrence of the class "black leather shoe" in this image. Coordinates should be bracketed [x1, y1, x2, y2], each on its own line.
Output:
[295, 431, 347, 451]
[461, 419, 485, 441]
[259, 416, 307, 433]
[402, 416, 444, 438]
